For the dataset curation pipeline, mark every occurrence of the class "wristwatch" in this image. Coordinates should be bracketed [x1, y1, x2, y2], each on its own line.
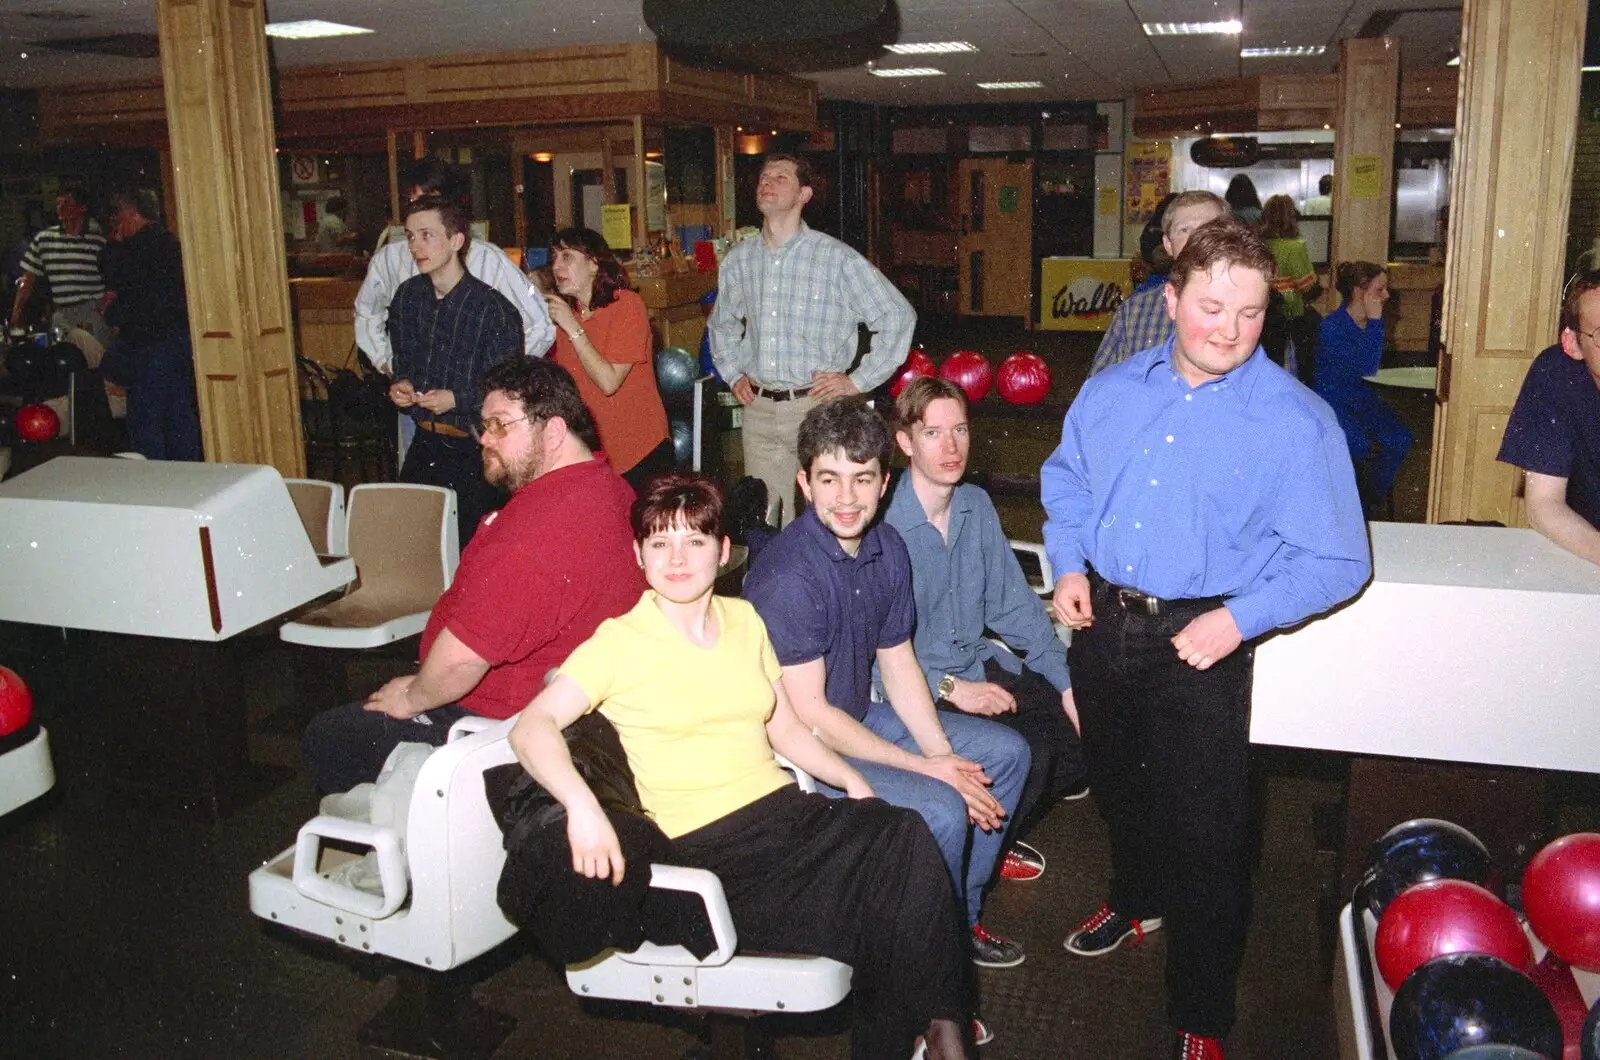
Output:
[935, 673, 956, 701]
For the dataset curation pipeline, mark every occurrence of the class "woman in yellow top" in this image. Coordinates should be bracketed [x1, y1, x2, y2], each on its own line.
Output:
[1261, 194, 1323, 385]
[509, 472, 973, 1060]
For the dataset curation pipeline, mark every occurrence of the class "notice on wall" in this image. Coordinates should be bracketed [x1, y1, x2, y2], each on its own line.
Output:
[1040, 257, 1133, 332]
[601, 204, 634, 250]
[1124, 141, 1171, 225]
[998, 186, 1019, 214]
[1097, 185, 1120, 217]
[1348, 155, 1383, 200]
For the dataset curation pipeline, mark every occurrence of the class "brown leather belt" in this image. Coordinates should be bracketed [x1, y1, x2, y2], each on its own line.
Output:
[416, 419, 470, 438]
[751, 383, 813, 403]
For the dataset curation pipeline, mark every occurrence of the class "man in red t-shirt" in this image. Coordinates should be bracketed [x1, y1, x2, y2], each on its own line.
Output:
[302, 357, 645, 794]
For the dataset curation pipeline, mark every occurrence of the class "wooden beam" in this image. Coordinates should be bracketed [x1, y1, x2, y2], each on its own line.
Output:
[1330, 38, 1401, 275]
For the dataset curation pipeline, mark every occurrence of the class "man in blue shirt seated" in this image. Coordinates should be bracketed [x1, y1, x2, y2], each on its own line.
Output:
[744, 397, 1033, 971]
[1497, 271, 1600, 566]
[885, 376, 1087, 885]
[1042, 217, 1370, 1060]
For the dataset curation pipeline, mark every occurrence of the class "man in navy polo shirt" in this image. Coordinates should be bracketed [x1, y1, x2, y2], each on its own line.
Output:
[1498, 272, 1600, 566]
[744, 397, 1032, 971]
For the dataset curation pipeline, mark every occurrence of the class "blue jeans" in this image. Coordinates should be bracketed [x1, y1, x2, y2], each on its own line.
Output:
[821, 700, 1030, 927]
[125, 334, 203, 461]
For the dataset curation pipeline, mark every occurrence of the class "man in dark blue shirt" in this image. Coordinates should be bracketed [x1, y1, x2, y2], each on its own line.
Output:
[1498, 272, 1600, 566]
[388, 195, 522, 545]
[744, 397, 1032, 973]
[1041, 217, 1369, 1059]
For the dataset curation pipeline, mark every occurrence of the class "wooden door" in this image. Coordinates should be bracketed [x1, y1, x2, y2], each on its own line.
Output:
[958, 158, 1033, 319]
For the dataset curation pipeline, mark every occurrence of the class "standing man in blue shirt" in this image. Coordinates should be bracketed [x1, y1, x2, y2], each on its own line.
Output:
[744, 397, 1032, 973]
[885, 376, 1087, 884]
[1042, 218, 1369, 1060]
[709, 154, 915, 525]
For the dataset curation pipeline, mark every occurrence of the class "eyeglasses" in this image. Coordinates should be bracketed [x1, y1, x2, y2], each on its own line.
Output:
[1574, 324, 1600, 347]
[476, 415, 529, 440]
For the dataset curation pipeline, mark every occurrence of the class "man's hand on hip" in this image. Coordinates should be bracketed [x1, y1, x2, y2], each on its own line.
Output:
[808, 370, 858, 399]
[731, 375, 756, 406]
[1051, 572, 1094, 629]
[945, 676, 1016, 716]
[1171, 607, 1243, 671]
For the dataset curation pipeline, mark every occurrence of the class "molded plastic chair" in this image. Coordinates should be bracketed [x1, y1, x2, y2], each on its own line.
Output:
[0, 724, 54, 817]
[283, 478, 347, 556]
[279, 482, 458, 648]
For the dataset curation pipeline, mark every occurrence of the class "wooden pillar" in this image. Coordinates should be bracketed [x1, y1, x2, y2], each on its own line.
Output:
[714, 125, 735, 237]
[386, 128, 401, 223]
[155, 0, 301, 473]
[1330, 37, 1400, 272]
[1427, 0, 1587, 524]
[633, 116, 649, 249]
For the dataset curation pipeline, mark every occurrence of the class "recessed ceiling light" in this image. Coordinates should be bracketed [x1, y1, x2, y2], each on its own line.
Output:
[264, 20, 374, 40]
[884, 41, 975, 55]
[868, 67, 945, 77]
[978, 81, 1044, 90]
[1143, 20, 1242, 37]
[1240, 45, 1326, 58]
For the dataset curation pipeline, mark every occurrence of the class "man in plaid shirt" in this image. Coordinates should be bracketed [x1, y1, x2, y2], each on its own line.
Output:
[1090, 191, 1227, 378]
[709, 153, 915, 525]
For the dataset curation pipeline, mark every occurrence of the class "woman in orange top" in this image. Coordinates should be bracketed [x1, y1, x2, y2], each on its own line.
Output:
[545, 227, 673, 491]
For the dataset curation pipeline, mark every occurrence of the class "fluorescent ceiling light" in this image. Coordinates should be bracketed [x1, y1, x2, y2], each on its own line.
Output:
[868, 66, 945, 77]
[1143, 20, 1242, 37]
[1240, 45, 1326, 58]
[1447, 55, 1461, 66]
[885, 41, 976, 55]
[977, 81, 1044, 90]
[1585, 65, 1600, 72]
[264, 20, 373, 40]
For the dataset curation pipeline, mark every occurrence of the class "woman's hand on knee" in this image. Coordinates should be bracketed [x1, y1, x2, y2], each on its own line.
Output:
[567, 803, 627, 886]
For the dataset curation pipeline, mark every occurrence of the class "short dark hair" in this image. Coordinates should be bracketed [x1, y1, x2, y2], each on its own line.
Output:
[1260, 195, 1300, 240]
[404, 194, 471, 266]
[1335, 261, 1388, 303]
[1169, 216, 1276, 297]
[631, 472, 724, 542]
[479, 357, 600, 452]
[325, 196, 348, 218]
[892, 376, 966, 435]
[1318, 174, 1333, 195]
[797, 397, 892, 477]
[405, 159, 468, 204]
[551, 227, 631, 310]
[109, 187, 161, 223]
[59, 185, 89, 208]
[762, 153, 813, 189]
[1560, 270, 1600, 334]
[1224, 174, 1261, 210]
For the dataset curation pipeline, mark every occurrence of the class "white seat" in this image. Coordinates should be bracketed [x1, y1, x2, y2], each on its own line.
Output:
[248, 715, 517, 970]
[565, 755, 852, 1017]
[1009, 537, 1071, 648]
[283, 478, 347, 556]
[279, 482, 458, 649]
[0, 726, 55, 817]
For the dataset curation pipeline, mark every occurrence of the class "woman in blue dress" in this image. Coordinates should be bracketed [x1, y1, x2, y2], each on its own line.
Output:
[1314, 261, 1412, 503]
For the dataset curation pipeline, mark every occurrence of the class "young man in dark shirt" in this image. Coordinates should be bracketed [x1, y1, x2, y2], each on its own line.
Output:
[387, 195, 522, 545]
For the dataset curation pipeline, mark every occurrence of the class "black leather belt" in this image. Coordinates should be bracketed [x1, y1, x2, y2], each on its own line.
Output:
[751, 383, 812, 402]
[1086, 567, 1225, 617]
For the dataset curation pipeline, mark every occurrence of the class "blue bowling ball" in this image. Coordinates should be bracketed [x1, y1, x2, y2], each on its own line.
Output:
[670, 419, 693, 467]
[1362, 818, 1495, 918]
[655, 347, 698, 394]
[1390, 954, 1562, 1060]
[1444, 1047, 1557, 1059]
[1583, 996, 1600, 1060]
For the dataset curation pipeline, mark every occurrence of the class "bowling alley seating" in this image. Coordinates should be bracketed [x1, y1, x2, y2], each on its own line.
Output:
[283, 478, 347, 556]
[565, 755, 854, 1060]
[1008, 539, 1054, 595]
[296, 356, 396, 484]
[249, 715, 521, 1055]
[279, 482, 459, 649]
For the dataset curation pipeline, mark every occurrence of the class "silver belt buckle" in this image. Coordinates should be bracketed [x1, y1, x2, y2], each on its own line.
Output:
[1117, 587, 1161, 615]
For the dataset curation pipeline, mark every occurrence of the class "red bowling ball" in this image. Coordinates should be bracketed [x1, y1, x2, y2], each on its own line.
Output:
[1524, 833, 1600, 973]
[996, 351, 1052, 405]
[1375, 878, 1533, 991]
[0, 666, 33, 737]
[16, 403, 59, 443]
[938, 349, 993, 403]
[888, 348, 937, 398]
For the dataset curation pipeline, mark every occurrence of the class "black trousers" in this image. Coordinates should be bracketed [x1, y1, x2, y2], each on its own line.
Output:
[671, 786, 969, 1060]
[301, 700, 469, 795]
[399, 427, 501, 548]
[938, 659, 1086, 842]
[1069, 576, 1255, 1039]
[620, 436, 678, 495]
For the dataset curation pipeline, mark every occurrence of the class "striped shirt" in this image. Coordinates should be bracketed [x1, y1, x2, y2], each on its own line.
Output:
[21, 221, 106, 305]
[1089, 284, 1172, 377]
[388, 271, 522, 431]
[708, 224, 914, 392]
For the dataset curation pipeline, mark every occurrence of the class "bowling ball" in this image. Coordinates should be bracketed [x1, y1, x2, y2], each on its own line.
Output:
[1362, 818, 1495, 918]
[1523, 833, 1600, 973]
[1444, 1047, 1557, 1059]
[654, 346, 699, 394]
[938, 349, 993, 403]
[887, 348, 936, 399]
[1390, 954, 1562, 1060]
[5, 341, 44, 388]
[16, 403, 60, 443]
[0, 666, 33, 738]
[44, 340, 87, 379]
[1376, 879, 1533, 990]
[0, 404, 15, 446]
[670, 418, 693, 467]
[1525, 951, 1586, 1059]
[1583, 997, 1600, 1060]
[996, 351, 1052, 404]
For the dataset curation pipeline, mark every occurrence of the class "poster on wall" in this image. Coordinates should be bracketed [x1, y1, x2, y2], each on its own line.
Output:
[1040, 257, 1133, 332]
[1124, 141, 1171, 225]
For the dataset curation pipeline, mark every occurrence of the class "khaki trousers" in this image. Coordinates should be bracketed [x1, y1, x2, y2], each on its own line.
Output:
[740, 393, 815, 526]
